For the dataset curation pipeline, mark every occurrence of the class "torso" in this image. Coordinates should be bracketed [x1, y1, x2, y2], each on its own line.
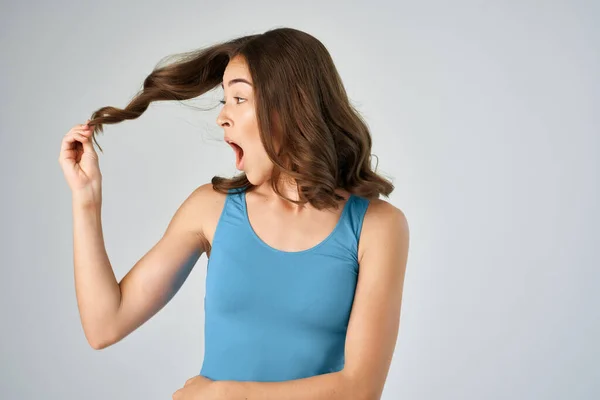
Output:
[197, 186, 379, 262]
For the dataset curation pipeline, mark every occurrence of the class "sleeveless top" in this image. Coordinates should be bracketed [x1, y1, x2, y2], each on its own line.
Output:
[199, 188, 370, 382]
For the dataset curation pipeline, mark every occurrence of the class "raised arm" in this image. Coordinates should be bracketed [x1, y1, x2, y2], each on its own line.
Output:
[73, 184, 212, 350]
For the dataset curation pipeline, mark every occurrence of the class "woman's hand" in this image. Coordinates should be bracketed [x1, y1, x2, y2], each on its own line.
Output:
[58, 119, 102, 202]
[172, 375, 221, 400]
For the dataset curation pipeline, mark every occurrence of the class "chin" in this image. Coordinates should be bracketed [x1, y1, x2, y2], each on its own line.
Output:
[245, 168, 271, 187]
[243, 168, 254, 183]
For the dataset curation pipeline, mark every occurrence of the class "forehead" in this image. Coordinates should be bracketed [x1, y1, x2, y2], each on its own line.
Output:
[222, 55, 252, 83]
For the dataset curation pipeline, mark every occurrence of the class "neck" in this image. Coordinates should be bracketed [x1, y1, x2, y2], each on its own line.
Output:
[253, 179, 348, 214]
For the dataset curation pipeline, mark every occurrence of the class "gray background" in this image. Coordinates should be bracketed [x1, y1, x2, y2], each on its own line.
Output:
[1, 1, 598, 399]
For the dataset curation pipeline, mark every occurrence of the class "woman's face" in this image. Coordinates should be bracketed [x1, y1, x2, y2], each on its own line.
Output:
[216, 55, 273, 186]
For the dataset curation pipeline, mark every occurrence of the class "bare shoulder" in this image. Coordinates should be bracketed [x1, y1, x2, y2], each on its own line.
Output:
[182, 182, 228, 255]
[186, 182, 226, 211]
[363, 198, 408, 224]
[358, 198, 410, 263]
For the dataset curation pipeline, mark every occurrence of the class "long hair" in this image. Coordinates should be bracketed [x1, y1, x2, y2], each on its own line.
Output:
[86, 27, 394, 210]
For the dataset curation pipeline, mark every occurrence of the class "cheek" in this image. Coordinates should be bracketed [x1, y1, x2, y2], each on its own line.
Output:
[246, 143, 273, 175]
[248, 142, 268, 165]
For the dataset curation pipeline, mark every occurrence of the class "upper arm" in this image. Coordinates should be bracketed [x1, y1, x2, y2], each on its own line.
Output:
[341, 201, 410, 400]
[107, 183, 214, 346]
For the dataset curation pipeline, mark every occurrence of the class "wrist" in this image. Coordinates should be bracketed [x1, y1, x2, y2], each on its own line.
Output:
[72, 187, 101, 209]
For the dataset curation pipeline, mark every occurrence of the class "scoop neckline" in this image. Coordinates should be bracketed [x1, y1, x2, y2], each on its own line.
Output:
[241, 191, 354, 255]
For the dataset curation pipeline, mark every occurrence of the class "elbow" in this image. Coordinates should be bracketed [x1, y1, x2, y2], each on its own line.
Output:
[341, 371, 381, 400]
[89, 337, 111, 350]
[360, 383, 383, 400]
[81, 314, 121, 350]
[84, 325, 117, 350]
[86, 333, 113, 350]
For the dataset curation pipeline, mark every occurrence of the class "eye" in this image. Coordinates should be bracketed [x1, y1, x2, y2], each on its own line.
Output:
[219, 97, 246, 105]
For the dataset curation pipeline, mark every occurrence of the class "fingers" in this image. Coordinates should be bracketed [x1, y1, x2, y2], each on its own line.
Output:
[60, 129, 88, 151]
[79, 119, 91, 129]
[59, 122, 96, 159]
[76, 129, 96, 155]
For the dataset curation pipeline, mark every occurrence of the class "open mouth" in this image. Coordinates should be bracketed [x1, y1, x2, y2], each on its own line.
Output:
[226, 140, 245, 169]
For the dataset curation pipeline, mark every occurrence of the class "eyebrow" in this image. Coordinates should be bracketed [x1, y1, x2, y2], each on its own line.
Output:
[220, 78, 253, 88]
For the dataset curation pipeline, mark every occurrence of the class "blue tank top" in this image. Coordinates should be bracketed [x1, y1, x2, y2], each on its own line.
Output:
[199, 188, 370, 382]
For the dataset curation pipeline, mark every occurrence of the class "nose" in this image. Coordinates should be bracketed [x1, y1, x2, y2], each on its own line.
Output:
[216, 108, 231, 128]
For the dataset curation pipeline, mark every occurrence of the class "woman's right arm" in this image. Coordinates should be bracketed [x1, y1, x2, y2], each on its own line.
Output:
[72, 185, 209, 350]
[61, 120, 210, 350]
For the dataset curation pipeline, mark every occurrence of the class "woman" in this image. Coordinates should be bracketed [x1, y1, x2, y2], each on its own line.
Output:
[59, 27, 410, 400]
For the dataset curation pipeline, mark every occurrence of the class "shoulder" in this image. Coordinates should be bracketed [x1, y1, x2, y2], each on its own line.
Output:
[188, 182, 227, 205]
[358, 198, 409, 263]
[182, 182, 226, 217]
[363, 197, 407, 224]
[178, 182, 228, 244]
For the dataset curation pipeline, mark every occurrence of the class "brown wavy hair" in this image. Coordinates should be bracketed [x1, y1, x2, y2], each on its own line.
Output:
[85, 27, 394, 210]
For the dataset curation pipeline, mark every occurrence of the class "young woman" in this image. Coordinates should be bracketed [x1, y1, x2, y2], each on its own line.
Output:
[59, 27, 410, 400]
